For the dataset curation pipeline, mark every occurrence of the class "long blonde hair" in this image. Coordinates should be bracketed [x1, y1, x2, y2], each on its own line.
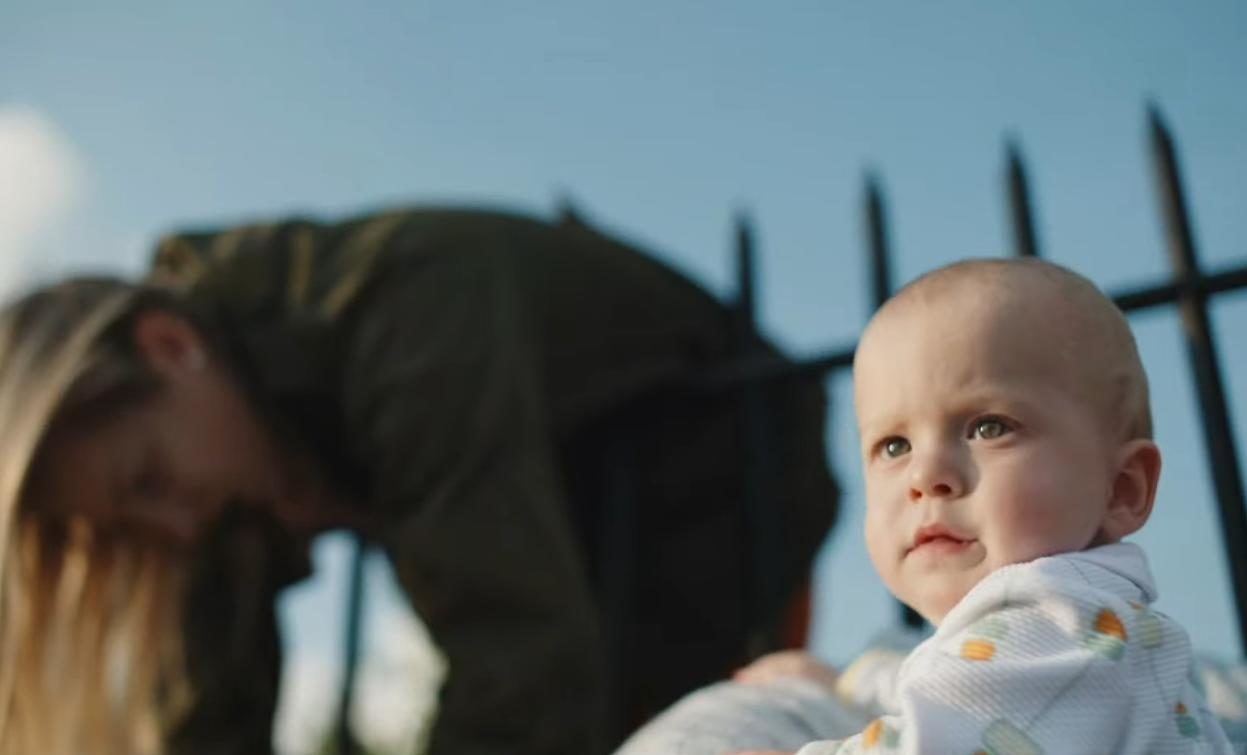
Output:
[0, 279, 193, 755]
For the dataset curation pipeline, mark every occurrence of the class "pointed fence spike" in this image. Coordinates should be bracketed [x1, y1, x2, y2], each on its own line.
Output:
[734, 209, 757, 332]
[863, 171, 894, 311]
[1005, 138, 1041, 258]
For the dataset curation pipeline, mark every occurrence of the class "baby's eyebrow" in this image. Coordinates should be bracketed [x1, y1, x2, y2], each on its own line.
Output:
[856, 415, 904, 443]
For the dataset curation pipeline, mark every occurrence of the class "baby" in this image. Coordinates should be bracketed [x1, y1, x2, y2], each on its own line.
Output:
[735, 258, 1233, 754]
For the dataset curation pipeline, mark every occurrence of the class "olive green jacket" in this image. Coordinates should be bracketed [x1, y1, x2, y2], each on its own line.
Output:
[152, 207, 837, 755]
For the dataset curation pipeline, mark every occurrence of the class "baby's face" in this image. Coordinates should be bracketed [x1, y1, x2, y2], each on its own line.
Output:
[854, 293, 1120, 624]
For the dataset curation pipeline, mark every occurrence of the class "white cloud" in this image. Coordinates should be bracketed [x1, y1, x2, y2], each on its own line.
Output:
[274, 608, 444, 755]
[274, 544, 445, 755]
[275, 653, 342, 755]
[352, 602, 445, 755]
[0, 106, 84, 300]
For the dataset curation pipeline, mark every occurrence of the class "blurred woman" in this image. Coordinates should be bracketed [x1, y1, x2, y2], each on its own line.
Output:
[0, 207, 838, 755]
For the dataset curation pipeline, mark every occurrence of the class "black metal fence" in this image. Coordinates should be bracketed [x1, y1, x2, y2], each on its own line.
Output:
[333, 103, 1247, 751]
[721, 103, 1247, 644]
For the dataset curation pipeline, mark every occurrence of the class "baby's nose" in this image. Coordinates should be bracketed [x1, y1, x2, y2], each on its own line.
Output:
[907, 450, 965, 501]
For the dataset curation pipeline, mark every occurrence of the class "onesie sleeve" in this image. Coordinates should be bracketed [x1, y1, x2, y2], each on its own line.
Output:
[833, 631, 922, 718]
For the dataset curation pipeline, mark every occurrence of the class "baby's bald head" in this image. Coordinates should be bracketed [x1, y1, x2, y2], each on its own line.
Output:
[859, 258, 1151, 442]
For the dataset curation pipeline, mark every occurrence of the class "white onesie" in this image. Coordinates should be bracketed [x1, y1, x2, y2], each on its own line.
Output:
[796, 542, 1233, 754]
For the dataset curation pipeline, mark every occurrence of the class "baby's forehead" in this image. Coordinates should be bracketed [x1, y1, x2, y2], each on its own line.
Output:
[861, 294, 1096, 396]
[904, 260, 1083, 312]
[857, 258, 1150, 435]
[881, 260, 1116, 339]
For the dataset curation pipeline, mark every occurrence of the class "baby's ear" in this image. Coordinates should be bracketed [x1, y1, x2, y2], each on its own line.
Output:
[1102, 439, 1162, 541]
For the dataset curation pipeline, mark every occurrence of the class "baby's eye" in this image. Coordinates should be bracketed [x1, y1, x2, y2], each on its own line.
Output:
[971, 417, 1010, 440]
[880, 437, 911, 458]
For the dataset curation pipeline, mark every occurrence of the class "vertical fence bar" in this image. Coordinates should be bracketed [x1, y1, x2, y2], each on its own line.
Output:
[335, 539, 367, 754]
[864, 173, 924, 629]
[1149, 105, 1247, 656]
[736, 212, 757, 328]
[599, 428, 637, 746]
[1006, 140, 1041, 258]
[734, 210, 783, 654]
[865, 173, 894, 308]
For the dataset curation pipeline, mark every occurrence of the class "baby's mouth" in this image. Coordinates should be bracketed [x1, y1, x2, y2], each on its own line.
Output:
[908, 524, 975, 556]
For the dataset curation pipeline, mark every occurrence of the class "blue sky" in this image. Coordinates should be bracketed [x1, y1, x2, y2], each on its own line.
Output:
[4, 0, 1246, 744]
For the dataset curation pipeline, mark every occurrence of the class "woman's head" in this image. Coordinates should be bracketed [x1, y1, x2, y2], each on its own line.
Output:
[0, 277, 289, 754]
[23, 286, 293, 547]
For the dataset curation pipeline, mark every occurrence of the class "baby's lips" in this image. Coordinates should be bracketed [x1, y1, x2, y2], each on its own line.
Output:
[910, 522, 973, 550]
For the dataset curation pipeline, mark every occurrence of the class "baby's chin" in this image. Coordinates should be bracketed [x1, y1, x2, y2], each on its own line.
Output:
[908, 579, 984, 626]
[909, 549, 1087, 624]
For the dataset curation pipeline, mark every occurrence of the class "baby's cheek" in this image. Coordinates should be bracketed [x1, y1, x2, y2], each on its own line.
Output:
[1002, 490, 1089, 560]
[863, 515, 892, 574]
[864, 512, 908, 592]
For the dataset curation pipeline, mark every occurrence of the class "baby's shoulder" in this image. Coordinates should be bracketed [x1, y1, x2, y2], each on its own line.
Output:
[933, 543, 1186, 662]
[957, 543, 1149, 607]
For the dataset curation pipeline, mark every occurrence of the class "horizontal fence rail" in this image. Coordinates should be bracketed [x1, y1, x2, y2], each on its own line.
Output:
[705, 259, 1247, 390]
